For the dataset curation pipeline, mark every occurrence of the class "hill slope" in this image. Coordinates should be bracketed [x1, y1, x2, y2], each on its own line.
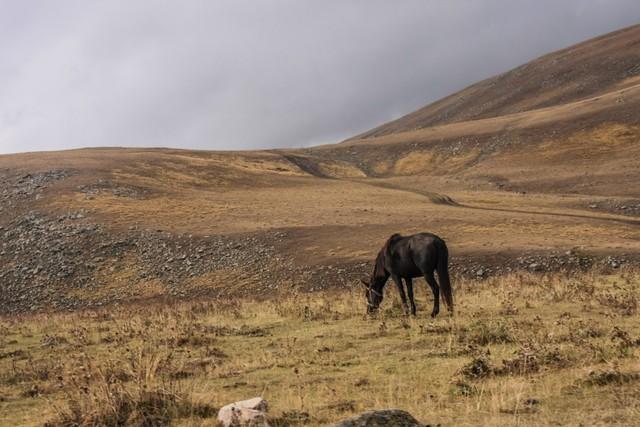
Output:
[304, 25, 640, 198]
[352, 24, 640, 138]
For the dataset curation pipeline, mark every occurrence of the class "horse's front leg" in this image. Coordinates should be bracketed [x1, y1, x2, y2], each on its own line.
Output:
[391, 274, 410, 315]
[405, 277, 417, 316]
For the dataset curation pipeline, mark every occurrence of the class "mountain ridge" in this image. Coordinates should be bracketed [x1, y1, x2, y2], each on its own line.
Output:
[347, 24, 640, 140]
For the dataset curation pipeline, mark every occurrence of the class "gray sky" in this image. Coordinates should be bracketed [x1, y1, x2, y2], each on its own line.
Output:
[1, 1, 639, 154]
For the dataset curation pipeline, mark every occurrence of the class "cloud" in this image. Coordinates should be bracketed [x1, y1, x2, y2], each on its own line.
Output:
[1, 1, 639, 154]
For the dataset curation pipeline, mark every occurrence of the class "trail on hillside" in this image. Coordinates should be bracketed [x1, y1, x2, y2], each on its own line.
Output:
[354, 179, 640, 228]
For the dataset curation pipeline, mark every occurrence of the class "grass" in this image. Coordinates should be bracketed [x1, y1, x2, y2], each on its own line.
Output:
[0, 269, 639, 426]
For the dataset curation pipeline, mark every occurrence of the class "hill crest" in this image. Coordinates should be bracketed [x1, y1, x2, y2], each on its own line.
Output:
[349, 24, 640, 140]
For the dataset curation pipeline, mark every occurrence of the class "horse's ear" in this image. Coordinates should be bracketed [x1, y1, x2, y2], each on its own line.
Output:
[360, 278, 370, 288]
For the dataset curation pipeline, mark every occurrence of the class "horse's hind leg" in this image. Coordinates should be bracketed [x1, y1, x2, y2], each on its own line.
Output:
[405, 278, 417, 316]
[391, 274, 410, 315]
[424, 272, 440, 318]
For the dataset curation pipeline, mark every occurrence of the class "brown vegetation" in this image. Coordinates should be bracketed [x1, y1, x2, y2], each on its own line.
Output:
[1, 269, 639, 426]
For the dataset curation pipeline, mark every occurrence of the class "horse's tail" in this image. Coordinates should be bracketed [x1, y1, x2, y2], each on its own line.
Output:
[437, 240, 454, 312]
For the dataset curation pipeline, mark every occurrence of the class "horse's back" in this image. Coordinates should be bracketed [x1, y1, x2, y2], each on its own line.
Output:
[408, 232, 442, 246]
[387, 232, 442, 248]
[386, 232, 445, 277]
[410, 234, 442, 269]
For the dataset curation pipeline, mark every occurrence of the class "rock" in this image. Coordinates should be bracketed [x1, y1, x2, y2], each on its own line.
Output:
[528, 263, 542, 271]
[330, 409, 423, 427]
[606, 256, 621, 269]
[217, 397, 270, 427]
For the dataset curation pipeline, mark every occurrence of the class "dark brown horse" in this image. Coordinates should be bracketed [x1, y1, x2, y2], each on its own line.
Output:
[361, 233, 453, 317]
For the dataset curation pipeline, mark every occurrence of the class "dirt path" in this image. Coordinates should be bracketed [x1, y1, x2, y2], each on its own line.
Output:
[355, 179, 640, 228]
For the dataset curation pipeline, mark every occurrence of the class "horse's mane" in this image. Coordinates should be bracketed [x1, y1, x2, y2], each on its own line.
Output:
[373, 233, 402, 277]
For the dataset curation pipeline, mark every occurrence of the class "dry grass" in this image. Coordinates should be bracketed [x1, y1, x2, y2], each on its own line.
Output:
[1, 269, 639, 426]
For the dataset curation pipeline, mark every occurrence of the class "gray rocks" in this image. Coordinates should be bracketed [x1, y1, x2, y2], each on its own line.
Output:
[330, 409, 423, 427]
[217, 397, 270, 427]
[1, 169, 70, 200]
[447, 247, 637, 279]
[0, 206, 372, 313]
[78, 179, 150, 199]
[605, 255, 623, 269]
[0, 169, 71, 214]
[586, 199, 640, 217]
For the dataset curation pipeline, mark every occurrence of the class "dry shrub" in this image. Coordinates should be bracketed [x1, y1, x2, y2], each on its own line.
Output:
[460, 319, 513, 346]
[540, 274, 596, 302]
[566, 320, 605, 344]
[172, 332, 216, 348]
[499, 300, 519, 316]
[610, 326, 640, 357]
[500, 350, 541, 375]
[69, 327, 93, 346]
[48, 378, 133, 427]
[272, 299, 297, 319]
[597, 289, 638, 315]
[1, 356, 57, 386]
[102, 360, 134, 383]
[46, 349, 216, 427]
[500, 341, 571, 375]
[458, 355, 496, 379]
[202, 324, 269, 337]
[582, 368, 640, 387]
[458, 340, 572, 381]
[20, 383, 43, 398]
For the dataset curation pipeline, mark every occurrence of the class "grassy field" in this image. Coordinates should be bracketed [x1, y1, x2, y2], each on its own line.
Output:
[1, 268, 639, 426]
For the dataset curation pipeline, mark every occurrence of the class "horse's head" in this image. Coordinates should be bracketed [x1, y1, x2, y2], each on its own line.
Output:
[360, 278, 383, 313]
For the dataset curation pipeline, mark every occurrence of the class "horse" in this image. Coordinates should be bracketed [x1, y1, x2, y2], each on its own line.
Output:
[360, 233, 453, 317]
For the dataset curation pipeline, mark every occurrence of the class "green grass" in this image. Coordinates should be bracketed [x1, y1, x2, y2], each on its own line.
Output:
[1, 269, 639, 426]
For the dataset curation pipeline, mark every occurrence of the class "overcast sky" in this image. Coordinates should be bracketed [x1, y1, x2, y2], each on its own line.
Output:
[1, 1, 639, 154]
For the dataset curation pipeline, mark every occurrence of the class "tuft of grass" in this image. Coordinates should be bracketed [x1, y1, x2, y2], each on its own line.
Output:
[46, 349, 216, 427]
[461, 319, 514, 346]
[457, 355, 496, 379]
[581, 368, 640, 387]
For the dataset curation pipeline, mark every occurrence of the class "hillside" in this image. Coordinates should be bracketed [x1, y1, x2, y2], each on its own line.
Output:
[2, 25, 640, 315]
[305, 25, 640, 198]
[352, 24, 640, 138]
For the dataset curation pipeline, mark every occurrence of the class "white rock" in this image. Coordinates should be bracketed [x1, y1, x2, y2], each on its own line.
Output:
[217, 397, 270, 427]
